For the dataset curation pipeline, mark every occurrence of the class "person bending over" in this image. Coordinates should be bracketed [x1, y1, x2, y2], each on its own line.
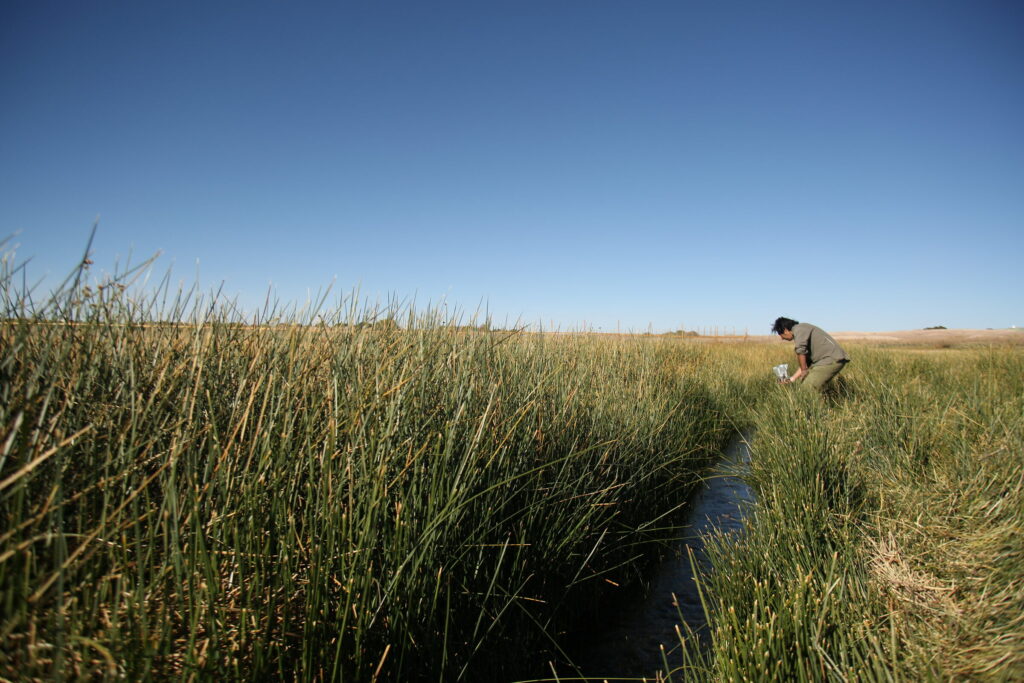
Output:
[772, 317, 850, 393]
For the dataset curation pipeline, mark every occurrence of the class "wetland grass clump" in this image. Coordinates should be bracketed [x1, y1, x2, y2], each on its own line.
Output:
[10, 249, 1016, 681]
[0, 256, 744, 681]
[693, 345, 1024, 681]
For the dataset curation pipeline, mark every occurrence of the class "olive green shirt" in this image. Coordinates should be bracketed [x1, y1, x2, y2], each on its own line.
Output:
[792, 323, 849, 366]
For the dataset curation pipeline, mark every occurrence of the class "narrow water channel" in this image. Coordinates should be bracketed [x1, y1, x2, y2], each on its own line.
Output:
[570, 432, 755, 681]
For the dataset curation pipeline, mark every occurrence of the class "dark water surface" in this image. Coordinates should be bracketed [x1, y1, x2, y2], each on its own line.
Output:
[568, 433, 755, 681]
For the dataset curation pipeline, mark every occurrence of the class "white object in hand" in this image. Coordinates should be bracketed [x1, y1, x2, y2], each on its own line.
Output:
[772, 364, 790, 381]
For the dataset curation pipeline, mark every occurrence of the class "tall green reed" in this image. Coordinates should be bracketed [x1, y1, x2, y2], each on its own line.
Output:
[691, 345, 1024, 681]
[1, 252, 742, 681]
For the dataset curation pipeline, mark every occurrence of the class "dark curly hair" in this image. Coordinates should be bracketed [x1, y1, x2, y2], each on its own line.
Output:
[771, 317, 799, 335]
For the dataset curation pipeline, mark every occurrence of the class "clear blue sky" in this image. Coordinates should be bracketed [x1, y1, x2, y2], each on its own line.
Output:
[2, 1, 1022, 332]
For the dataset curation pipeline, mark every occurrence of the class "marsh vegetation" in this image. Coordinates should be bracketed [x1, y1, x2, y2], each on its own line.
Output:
[698, 346, 1023, 681]
[2, 254, 1020, 680]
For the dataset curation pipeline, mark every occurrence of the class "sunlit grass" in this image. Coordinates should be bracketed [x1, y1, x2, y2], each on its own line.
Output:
[4, 246, 1020, 680]
[0, 252, 762, 680]
[689, 345, 1024, 681]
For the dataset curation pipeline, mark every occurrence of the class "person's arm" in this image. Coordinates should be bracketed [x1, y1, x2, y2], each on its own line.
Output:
[786, 325, 811, 383]
[787, 353, 809, 383]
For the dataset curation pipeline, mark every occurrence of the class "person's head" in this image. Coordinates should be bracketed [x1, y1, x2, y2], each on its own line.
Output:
[772, 317, 799, 341]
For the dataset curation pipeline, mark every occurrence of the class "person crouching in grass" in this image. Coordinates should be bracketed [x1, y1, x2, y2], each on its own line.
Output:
[772, 317, 850, 393]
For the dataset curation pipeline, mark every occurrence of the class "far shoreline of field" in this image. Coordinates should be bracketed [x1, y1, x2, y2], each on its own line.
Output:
[568, 328, 1024, 347]
[9, 320, 1023, 347]
[831, 328, 1024, 344]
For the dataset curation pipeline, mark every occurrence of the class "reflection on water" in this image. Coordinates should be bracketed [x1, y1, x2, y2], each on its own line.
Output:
[571, 433, 754, 680]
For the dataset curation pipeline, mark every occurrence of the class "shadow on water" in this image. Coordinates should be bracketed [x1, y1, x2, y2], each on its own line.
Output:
[564, 432, 755, 681]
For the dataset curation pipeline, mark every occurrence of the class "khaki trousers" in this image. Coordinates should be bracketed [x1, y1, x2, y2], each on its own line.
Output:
[800, 360, 847, 393]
